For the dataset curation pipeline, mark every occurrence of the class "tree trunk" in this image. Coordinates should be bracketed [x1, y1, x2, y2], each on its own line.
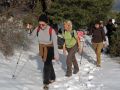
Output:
[40, 0, 52, 12]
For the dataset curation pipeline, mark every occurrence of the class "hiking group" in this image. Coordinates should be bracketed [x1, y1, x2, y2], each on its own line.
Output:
[26, 14, 116, 89]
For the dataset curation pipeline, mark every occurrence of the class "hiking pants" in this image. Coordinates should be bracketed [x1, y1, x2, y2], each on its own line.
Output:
[66, 44, 79, 75]
[43, 47, 55, 85]
[92, 42, 103, 65]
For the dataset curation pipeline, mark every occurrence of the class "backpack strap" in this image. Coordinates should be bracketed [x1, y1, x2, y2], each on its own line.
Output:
[71, 30, 77, 40]
[49, 27, 53, 41]
[36, 26, 41, 37]
[36, 26, 53, 41]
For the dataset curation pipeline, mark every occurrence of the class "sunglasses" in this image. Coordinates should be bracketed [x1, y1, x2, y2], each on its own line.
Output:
[39, 24, 46, 27]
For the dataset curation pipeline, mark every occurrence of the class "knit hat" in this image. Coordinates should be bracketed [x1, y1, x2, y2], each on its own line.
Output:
[38, 14, 48, 23]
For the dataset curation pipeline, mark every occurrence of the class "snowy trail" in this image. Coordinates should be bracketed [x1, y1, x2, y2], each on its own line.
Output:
[90, 55, 120, 90]
[0, 36, 120, 90]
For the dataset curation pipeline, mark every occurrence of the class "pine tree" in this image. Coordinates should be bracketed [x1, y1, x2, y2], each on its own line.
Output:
[33, 0, 43, 16]
[109, 29, 120, 56]
[46, 0, 114, 29]
[109, 13, 120, 57]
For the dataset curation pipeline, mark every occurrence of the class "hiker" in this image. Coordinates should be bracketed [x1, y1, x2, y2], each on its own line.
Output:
[26, 23, 34, 35]
[28, 14, 59, 89]
[63, 20, 81, 77]
[99, 21, 109, 53]
[86, 22, 106, 67]
[106, 19, 116, 46]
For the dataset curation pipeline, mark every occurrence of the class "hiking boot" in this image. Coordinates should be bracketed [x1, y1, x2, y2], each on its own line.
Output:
[73, 69, 79, 74]
[96, 64, 101, 67]
[43, 84, 49, 90]
[65, 73, 72, 77]
[49, 80, 55, 84]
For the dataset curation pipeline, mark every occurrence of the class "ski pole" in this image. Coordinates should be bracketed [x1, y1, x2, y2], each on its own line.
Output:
[80, 40, 84, 65]
[12, 46, 23, 79]
[13, 34, 39, 79]
[13, 58, 29, 79]
[12, 39, 25, 79]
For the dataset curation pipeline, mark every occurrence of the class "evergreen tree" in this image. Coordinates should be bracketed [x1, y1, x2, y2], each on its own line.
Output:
[109, 28, 120, 56]
[109, 12, 120, 57]
[46, 0, 114, 29]
[33, 0, 42, 16]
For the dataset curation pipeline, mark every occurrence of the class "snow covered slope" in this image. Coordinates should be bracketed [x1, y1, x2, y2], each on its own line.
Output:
[0, 36, 120, 90]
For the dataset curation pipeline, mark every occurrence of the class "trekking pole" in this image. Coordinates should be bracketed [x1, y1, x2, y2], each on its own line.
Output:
[13, 28, 40, 78]
[79, 38, 85, 82]
[13, 58, 30, 79]
[80, 40, 85, 65]
[12, 39, 26, 79]
[12, 46, 23, 79]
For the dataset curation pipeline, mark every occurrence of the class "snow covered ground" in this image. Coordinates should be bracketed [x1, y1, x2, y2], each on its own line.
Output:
[0, 36, 120, 90]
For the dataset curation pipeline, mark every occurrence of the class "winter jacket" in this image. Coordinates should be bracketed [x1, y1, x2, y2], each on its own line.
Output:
[31, 25, 59, 59]
[87, 27, 106, 43]
[106, 23, 116, 38]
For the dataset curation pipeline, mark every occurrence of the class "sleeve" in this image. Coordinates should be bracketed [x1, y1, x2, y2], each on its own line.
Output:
[74, 30, 78, 39]
[101, 29, 106, 41]
[29, 27, 38, 40]
[103, 26, 107, 35]
[87, 28, 93, 35]
[51, 29, 59, 59]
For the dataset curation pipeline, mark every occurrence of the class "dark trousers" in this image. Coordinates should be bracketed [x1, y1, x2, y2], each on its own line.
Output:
[43, 47, 55, 85]
[66, 44, 79, 75]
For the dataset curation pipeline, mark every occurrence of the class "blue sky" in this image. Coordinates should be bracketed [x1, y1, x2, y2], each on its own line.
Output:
[113, 0, 120, 11]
